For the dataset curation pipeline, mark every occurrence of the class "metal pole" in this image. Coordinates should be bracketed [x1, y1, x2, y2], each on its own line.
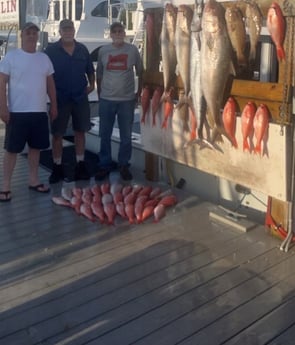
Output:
[19, 0, 27, 29]
[18, 0, 27, 48]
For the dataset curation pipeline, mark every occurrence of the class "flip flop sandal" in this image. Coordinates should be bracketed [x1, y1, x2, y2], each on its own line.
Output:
[0, 191, 11, 202]
[28, 184, 50, 193]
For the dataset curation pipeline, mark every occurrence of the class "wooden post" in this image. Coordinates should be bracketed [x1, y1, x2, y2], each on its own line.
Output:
[145, 152, 158, 181]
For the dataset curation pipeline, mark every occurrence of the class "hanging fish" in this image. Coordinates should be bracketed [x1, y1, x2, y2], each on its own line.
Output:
[145, 11, 155, 69]
[160, 2, 178, 102]
[190, 0, 205, 142]
[175, 4, 194, 124]
[200, 0, 235, 145]
[253, 104, 270, 156]
[222, 96, 238, 148]
[151, 86, 164, 126]
[177, 91, 191, 133]
[225, 5, 247, 69]
[245, 1, 263, 65]
[140, 85, 151, 124]
[161, 91, 174, 129]
[266, 2, 286, 61]
[241, 101, 257, 152]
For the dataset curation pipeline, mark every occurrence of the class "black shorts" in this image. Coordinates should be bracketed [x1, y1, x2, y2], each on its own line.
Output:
[4, 112, 50, 153]
[51, 96, 91, 136]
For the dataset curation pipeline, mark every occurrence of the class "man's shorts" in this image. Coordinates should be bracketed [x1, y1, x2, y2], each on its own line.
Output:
[4, 112, 50, 153]
[51, 95, 91, 136]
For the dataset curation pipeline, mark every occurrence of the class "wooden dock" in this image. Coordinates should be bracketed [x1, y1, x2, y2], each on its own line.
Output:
[0, 126, 295, 345]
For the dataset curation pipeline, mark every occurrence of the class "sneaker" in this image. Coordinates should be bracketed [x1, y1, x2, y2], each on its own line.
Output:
[95, 167, 110, 181]
[74, 161, 90, 180]
[120, 166, 133, 181]
[49, 163, 64, 184]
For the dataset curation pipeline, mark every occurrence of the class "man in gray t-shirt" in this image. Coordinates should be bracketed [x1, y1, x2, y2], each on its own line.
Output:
[95, 22, 143, 181]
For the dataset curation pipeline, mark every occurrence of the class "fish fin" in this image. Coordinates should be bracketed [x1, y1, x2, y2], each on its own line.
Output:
[249, 46, 256, 65]
[277, 46, 285, 61]
[161, 119, 168, 129]
[254, 143, 262, 155]
[229, 60, 236, 77]
[211, 126, 231, 144]
[243, 139, 250, 152]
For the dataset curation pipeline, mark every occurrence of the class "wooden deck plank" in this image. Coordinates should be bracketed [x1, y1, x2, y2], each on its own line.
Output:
[0, 227, 279, 345]
[107, 248, 294, 345]
[1, 127, 295, 345]
[176, 253, 295, 345]
[268, 323, 295, 345]
[1, 207, 238, 298]
[68, 242, 286, 345]
[223, 295, 295, 345]
[0, 214, 242, 319]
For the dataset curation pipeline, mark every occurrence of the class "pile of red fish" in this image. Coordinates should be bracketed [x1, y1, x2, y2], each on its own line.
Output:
[51, 183, 178, 225]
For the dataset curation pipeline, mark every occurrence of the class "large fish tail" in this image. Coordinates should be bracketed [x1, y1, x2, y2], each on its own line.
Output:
[276, 45, 285, 61]
[254, 142, 262, 155]
[189, 106, 197, 140]
[243, 138, 250, 152]
[211, 125, 233, 145]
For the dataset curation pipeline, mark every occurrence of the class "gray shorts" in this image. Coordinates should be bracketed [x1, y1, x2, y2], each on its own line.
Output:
[51, 96, 91, 136]
[4, 112, 50, 153]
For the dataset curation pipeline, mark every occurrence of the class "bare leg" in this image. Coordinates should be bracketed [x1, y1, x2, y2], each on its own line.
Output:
[2, 151, 17, 191]
[74, 131, 85, 159]
[51, 135, 63, 162]
[27, 147, 49, 192]
[27, 147, 42, 186]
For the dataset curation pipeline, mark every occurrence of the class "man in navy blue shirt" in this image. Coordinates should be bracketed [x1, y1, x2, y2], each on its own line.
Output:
[45, 19, 95, 183]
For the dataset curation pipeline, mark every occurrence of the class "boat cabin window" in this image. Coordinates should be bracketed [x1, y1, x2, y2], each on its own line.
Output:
[52, 0, 83, 20]
[91, 0, 120, 18]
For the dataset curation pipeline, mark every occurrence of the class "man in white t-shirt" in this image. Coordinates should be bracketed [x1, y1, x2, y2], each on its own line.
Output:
[0, 22, 57, 201]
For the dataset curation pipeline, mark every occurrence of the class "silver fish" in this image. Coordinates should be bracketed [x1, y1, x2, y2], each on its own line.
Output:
[160, 2, 178, 102]
[175, 4, 194, 135]
[175, 4, 194, 98]
[225, 5, 247, 69]
[200, 0, 235, 144]
[190, 0, 206, 140]
[245, 1, 263, 65]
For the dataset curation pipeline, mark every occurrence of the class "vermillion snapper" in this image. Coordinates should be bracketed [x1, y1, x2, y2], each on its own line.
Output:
[222, 96, 238, 148]
[253, 104, 270, 156]
[241, 101, 256, 152]
[200, 0, 235, 144]
[267, 2, 286, 61]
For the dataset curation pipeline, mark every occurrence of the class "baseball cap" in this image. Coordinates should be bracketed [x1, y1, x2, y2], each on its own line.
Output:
[59, 19, 74, 30]
[21, 22, 40, 32]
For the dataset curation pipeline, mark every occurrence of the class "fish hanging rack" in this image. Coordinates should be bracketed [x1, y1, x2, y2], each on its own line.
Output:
[142, 0, 294, 127]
